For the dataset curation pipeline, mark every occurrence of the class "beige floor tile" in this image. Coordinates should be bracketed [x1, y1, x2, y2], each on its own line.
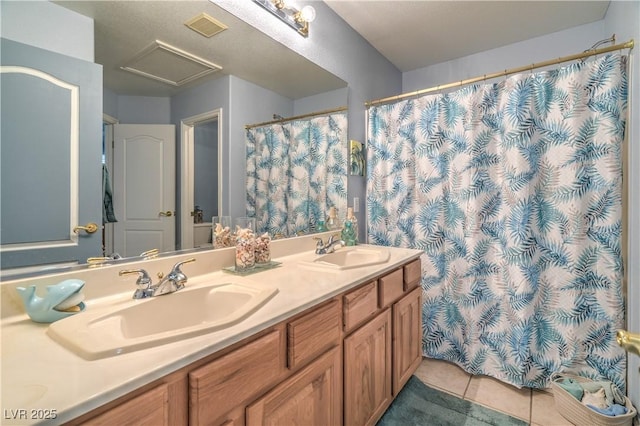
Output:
[531, 389, 574, 426]
[414, 357, 471, 397]
[464, 375, 532, 422]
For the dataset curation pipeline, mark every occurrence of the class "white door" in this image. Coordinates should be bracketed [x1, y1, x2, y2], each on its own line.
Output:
[113, 124, 175, 258]
[0, 39, 102, 269]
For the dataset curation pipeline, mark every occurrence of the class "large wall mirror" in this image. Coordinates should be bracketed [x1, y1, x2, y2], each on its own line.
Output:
[1, 1, 348, 276]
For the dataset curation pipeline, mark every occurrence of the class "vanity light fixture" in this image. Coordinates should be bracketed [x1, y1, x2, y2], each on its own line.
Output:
[253, 0, 316, 37]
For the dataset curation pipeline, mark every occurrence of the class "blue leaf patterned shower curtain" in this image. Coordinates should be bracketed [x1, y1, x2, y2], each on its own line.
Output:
[367, 54, 628, 390]
[246, 112, 347, 237]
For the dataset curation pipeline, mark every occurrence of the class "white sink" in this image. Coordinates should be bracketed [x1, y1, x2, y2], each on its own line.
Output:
[47, 282, 278, 360]
[300, 246, 391, 271]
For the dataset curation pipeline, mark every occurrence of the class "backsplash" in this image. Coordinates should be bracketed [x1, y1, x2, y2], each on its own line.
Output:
[0, 232, 334, 320]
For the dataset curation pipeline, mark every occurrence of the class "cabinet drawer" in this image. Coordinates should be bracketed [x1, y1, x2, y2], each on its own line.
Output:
[81, 384, 170, 425]
[378, 268, 404, 308]
[288, 299, 341, 370]
[343, 281, 378, 332]
[403, 259, 422, 290]
[189, 327, 286, 425]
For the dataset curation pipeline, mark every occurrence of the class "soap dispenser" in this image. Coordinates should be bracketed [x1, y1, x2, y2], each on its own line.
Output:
[326, 206, 341, 231]
[342, 207, 358, 246]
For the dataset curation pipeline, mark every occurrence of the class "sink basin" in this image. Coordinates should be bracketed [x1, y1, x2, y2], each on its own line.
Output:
[47, 282, 278, 360]
[300, 246, 391, 271]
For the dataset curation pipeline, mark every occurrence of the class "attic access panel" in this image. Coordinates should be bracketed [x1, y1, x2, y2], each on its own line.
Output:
[120, 40, 222, 86]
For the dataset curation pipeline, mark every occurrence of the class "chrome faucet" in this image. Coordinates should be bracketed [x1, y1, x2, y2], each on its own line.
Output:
[314, 234, 344, 254]
[119, 258, 196, 299]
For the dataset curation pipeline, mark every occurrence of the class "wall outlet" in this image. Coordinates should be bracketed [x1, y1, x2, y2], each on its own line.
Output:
[353, 197, 360, 213]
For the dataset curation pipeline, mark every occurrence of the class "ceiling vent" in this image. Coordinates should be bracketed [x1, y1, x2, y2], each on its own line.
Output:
[185, 13, 228, 38]
[120, 40, 222, 86]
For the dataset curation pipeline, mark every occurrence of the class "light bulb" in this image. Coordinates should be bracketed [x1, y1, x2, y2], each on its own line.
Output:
[300, 5, 316, 23]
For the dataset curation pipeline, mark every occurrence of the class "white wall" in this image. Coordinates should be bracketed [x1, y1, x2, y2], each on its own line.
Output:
[0, 0, 93, 62]
[294, 87, 349, 116]
[604, 0, 640, 410]
[403, 20, 606, 92]
[116, 96, 172, 124]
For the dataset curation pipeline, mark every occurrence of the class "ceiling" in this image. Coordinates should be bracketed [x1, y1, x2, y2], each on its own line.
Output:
[325, 1, 610, 72]
[53, 1, 347, 98]
[54, 1, 610, 98]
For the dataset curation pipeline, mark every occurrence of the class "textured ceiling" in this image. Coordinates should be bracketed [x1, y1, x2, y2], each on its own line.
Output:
[53, 0, 347, 98]
[54, 1, 610, 97]
[325, 1, 610, 72]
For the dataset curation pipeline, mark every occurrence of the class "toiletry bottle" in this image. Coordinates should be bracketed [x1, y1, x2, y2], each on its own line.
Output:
[326, 206, 341, 231]
[346, 207, 358, 244]
[341, 220, 356, 246]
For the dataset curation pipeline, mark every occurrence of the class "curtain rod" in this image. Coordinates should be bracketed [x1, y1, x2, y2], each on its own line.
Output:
[365, 39, 634, 108]
[245, 106, 348, 129]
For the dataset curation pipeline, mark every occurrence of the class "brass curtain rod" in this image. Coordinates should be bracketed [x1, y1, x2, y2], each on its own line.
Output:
[245, 106, 348, 129]
[365, 39, 634, 108]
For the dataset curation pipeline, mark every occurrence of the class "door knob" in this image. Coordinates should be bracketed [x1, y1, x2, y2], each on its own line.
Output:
[159, 211, 173, 217]
[616, 330, 640, 357]
[73, 222, 99, 234]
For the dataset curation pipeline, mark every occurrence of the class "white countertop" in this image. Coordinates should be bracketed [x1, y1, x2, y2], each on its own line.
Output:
[0, 240, 422, 425]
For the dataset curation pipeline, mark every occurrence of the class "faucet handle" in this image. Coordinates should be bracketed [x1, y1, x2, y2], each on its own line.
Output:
[119, 269, 152, 286]
[328, 233, 341, 243]
[119, 269, 153, 299]
[169, 258, 196, 289]
[171, 258, 196, 273]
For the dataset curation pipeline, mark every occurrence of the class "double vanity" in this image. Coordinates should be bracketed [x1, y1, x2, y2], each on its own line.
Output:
[1, 233, 423, 425]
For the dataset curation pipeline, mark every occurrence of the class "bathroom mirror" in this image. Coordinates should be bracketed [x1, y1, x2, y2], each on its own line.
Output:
[1, 0, 348, 277]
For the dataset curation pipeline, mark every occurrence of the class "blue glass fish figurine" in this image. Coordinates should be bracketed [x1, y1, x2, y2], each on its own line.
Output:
[16, 279, 86, 323]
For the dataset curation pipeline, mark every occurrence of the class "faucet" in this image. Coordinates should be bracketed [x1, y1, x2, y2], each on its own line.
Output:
[314, 234, 344, 255]
[119, 258, 196, 299]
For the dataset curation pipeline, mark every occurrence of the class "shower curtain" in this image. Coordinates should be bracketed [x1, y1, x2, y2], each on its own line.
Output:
[367, 54, 628, 390]
[246, 112, 347, 237]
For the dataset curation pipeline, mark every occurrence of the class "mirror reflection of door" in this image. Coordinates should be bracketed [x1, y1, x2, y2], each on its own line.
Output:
[180, 109, 222, 250]
[112, 124, 176, 258]
[0, 38, 102, 270]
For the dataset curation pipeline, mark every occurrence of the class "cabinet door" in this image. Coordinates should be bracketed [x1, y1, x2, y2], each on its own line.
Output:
[189, 327, 286, 425]
[246, 346, 342, 426]
[393, 287, 423, 394]
[344, 309, 392, 426]
[80, 384, 169, 425]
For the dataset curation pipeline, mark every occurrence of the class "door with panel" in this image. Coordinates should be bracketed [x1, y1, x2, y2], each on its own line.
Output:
[344, 309, 392, 426]
[0, 38, 102, 269]
[112, 124, 175, 257]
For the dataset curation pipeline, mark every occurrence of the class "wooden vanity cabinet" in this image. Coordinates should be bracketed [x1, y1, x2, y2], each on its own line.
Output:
[344, 309, 392, 426]
[188, 326, 288, 425]
[71, 257, 422, 426]
[246, 346, 342, 426]
[392, 286, 422, 394]
[72, 370, 188, 426]
[343, 260, 423, 426]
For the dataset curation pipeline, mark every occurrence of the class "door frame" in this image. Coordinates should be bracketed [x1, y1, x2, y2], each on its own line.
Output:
[102, 113, 119, 257]
[180, 109, 223, 250]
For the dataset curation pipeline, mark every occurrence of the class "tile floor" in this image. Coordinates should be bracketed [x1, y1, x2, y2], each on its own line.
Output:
[415, 357, 574, 425]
